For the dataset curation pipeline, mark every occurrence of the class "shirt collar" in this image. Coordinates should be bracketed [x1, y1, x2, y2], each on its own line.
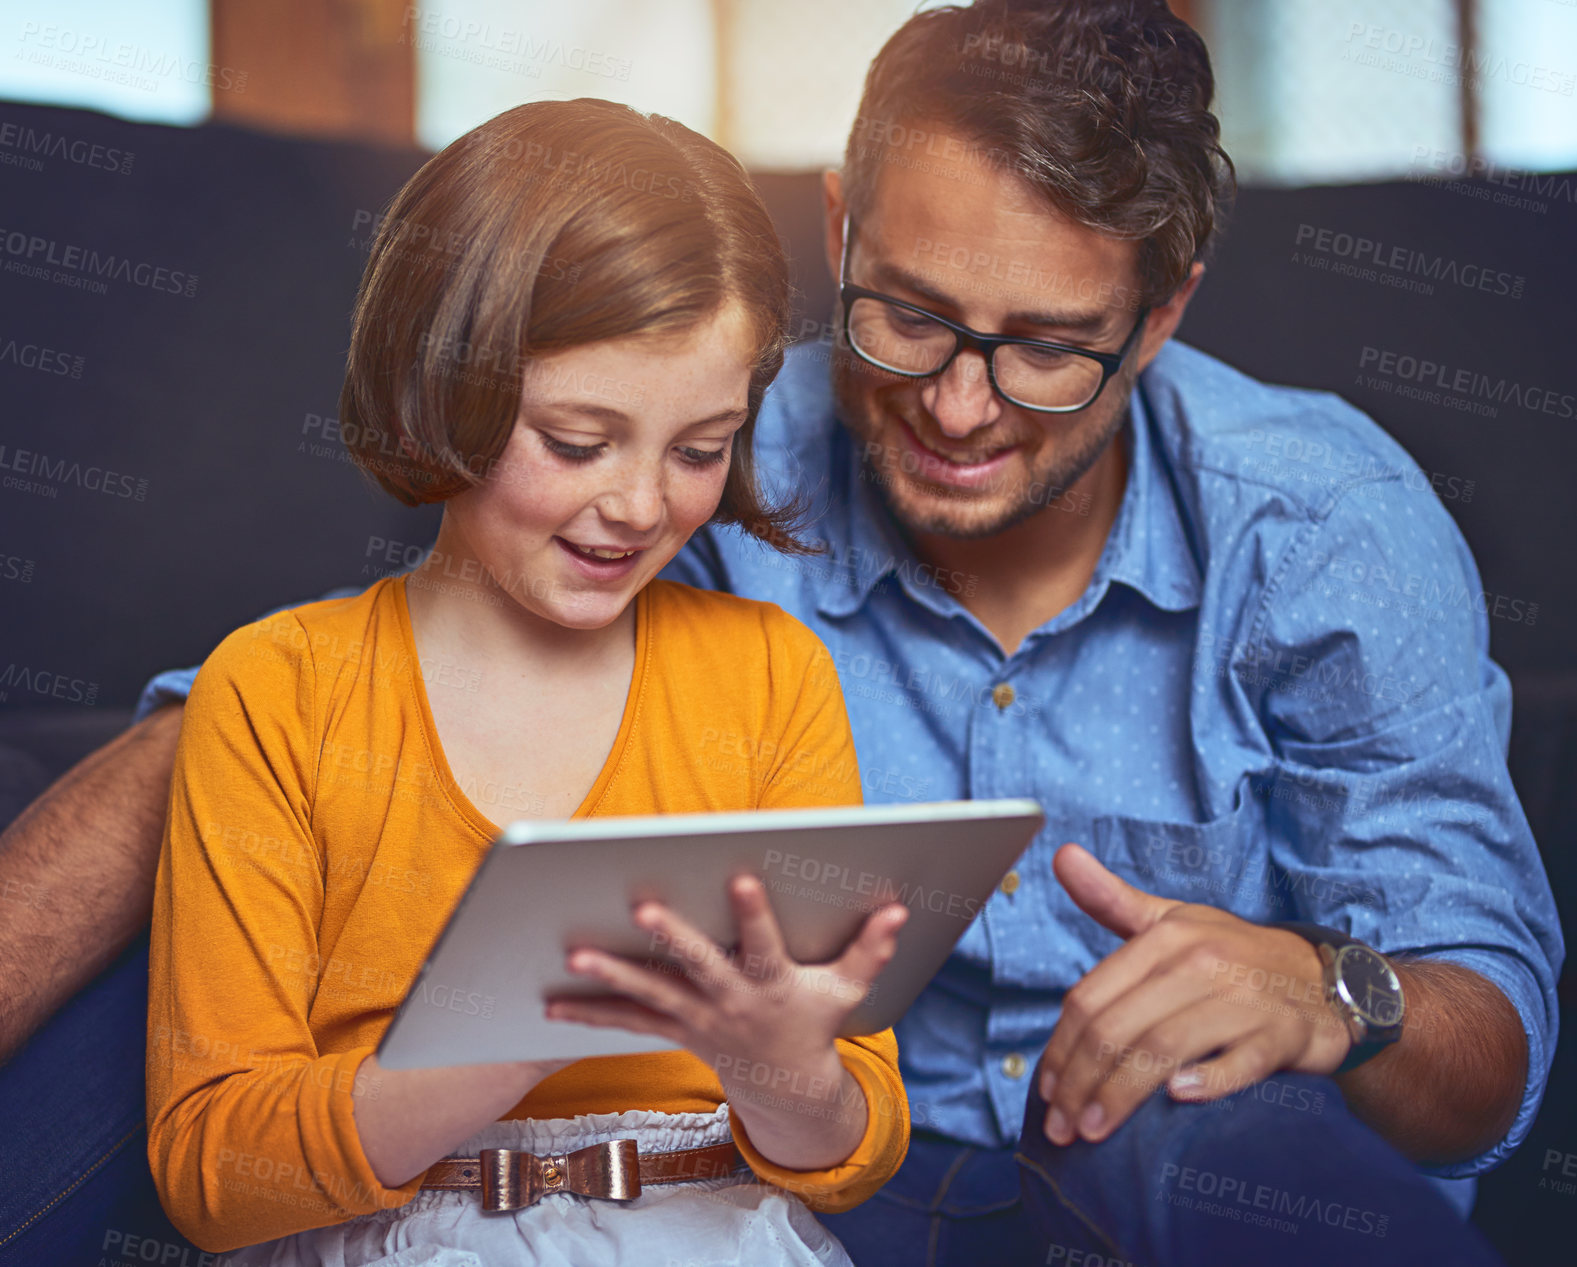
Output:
[813, 385, 1203, 622]
[1097, 384, 1203, 615]
[814, 432, 924, 619]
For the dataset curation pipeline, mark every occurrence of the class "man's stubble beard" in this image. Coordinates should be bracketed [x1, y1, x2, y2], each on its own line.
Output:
[830, 351, 1135, 541]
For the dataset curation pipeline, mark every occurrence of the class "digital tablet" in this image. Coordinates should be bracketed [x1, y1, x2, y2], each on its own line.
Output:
[376, 798, 1044, 1068]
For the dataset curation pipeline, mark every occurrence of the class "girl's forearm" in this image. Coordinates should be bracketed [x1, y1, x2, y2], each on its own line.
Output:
[721, 1050, 868, 1172]
[351, 1053, 565, 1188]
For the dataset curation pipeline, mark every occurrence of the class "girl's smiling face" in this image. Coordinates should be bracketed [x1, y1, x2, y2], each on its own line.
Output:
[437, 302, 757, 630]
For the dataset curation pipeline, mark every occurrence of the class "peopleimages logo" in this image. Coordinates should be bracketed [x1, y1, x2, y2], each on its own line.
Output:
[1243, 427, 1475, 503]
[0, 120, 134, 174]
[0, 663, 99, 706]
[1312, 550, 1539, 627]
[101, 1229, 220, 1267]
[1359, 346, 1576, 420]
[761, 847, 983, 920]
[0, 225, 198, 298]
[1408, 146, 1576, 213]
[1341, 22, 1576, 95]
[18, 22, 248, 91]
[0, 337, 84, 378]
[0, 552, 37, 584]
[0, 444, 148, 500]
[1293, 224, 1524, 298]
[1157, 1162, 1390, 1237]
[400, 6, 633, 80]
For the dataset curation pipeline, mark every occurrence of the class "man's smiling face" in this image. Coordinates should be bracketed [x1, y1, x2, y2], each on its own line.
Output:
[827, 128, 1155, 541]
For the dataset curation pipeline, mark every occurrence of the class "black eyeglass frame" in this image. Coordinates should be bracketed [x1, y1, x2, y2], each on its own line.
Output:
[837, 213, 1151, 415]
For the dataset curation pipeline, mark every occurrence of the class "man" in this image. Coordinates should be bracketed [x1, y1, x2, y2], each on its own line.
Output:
[0, 2, 1561, 1265]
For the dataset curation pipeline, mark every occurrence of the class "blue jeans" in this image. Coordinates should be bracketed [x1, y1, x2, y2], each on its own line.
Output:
[0, 933, 1507, 1267]
[818, 1130, 1041, 1266]
[0, 930, 204, 1267]
[1014, 1074, 1505, 1266]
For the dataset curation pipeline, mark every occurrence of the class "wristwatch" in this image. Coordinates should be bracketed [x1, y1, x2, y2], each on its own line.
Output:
[1274, 922, 1405, 1073]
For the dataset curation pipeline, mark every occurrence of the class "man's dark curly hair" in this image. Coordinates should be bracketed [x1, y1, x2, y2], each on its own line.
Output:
[842, 0, 1234, 306]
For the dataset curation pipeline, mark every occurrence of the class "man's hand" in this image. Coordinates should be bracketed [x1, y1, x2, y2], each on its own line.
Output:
[547, 875, 908, 1171]
[1035, 843, 1350, 1146]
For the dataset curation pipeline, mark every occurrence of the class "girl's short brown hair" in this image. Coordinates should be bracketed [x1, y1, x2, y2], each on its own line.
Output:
[340, 98, 806, 550]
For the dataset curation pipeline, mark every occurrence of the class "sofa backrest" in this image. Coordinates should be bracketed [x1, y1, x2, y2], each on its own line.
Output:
[3, 101, 1572, 696]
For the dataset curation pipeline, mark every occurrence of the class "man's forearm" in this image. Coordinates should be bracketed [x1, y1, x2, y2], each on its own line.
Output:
[0, 704, 183, 1064]
[1337, 958, 1526, 1165]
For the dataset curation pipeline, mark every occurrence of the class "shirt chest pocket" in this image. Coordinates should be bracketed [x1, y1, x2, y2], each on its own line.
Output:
[1089, 793, 1272, 920]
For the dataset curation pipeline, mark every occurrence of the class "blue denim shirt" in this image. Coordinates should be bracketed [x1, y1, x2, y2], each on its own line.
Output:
[659, 340, 1562, 1178]
[138, 340, 1561, 1178]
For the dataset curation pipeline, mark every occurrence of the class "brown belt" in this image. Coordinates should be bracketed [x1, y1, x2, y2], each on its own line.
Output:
[422, 1140, 745, 1212]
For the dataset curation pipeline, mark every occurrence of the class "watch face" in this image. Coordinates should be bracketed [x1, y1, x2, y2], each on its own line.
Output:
[1335, 945, 1403, 1027]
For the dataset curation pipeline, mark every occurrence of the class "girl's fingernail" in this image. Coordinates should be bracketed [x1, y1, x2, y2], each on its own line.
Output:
[1170, 1068, 1205, 1097]
[1046, 1107, 1070, 1143]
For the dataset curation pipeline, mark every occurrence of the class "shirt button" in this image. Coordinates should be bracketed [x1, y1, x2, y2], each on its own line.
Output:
[1001, 1052, 1027, 1079]
[1000, 870, 1020, 896]
[991, 682, 1016, 710]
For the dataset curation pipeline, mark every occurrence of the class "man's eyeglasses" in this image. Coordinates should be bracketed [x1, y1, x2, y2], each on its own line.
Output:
[837, 214, 1150, 414]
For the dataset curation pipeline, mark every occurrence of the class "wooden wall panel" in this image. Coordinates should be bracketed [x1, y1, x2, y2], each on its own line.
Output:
[210, 0, 413, 145]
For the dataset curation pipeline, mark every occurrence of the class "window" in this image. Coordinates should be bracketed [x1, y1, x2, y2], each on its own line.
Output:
[1198, 0, 1577, 185]
[0, 0, 212, 125]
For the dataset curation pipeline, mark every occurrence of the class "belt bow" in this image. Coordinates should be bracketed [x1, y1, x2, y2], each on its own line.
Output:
[477, 1139, 641, 1212]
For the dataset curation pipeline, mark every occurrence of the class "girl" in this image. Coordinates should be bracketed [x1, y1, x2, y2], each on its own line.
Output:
[146, 99, 909, 1266]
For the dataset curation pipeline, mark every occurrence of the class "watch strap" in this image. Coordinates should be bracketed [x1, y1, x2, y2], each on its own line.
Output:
[1274, 920, 1361, 954]
[1334, 1039, 1376, 1075]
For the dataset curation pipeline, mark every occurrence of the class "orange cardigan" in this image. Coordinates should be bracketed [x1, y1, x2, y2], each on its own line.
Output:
[147, 576, 908, 1252]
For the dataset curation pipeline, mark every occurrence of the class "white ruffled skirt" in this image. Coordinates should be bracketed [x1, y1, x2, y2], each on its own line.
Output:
[214, 1106, 852, 1267]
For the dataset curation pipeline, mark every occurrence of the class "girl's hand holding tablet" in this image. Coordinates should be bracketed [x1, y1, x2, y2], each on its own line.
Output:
[550, 875, 909, 1170]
